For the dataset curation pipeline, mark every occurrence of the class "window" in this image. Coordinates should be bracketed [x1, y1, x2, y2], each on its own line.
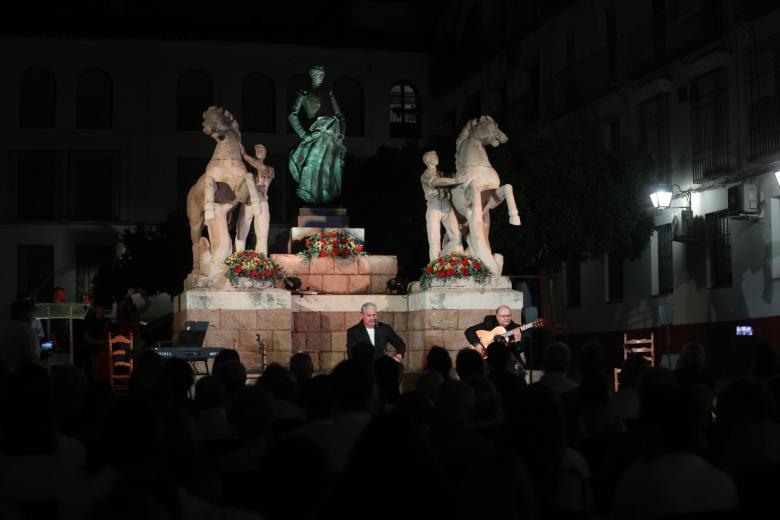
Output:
[690, 67, 729, 181]
[19, 66, 56, 128]
[638, 94, 671, 184]
[496, 78, 509, 115]
[653, 0, 667, 61]
[17, 245, 54, 300]
[442, 109, 457, 134]
[76, 245, 115, 298]
[332, 77, 364, 137]
[177, 70, 212, 130]
[462, 91, 481, 124]
[657, 223, 673, 294]
[607, 252, 624, 301]
[389, 82, 420, 138]
[604, 118, 621, 150]
[70, 152, 117, 221]
[566, 32, 576, 105]
[565, 260, 581, 308]
[77, 68, 113, 129]
[528, 57, 540, 120]
[11, 150, 61, 220]
[706, 210, 732, 287]
[605, 6, 617, 82]
[771, 197, 780, 279]
[286, 74, 311, 134]
[241, 73, 275, 133]
[10, 150, 117, 221]
[674, 0, 702, 20]
[745, 45, 780, 159]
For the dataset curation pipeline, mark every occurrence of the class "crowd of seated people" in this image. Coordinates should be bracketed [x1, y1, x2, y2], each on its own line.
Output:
[1, 310, 779, 519]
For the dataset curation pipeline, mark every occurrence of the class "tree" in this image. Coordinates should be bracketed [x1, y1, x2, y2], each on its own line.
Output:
[92, 212, 192, 304]
[492, 128, 656, 276]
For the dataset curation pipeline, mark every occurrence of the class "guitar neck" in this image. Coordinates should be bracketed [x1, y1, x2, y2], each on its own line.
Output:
[504, 322, 536, 337]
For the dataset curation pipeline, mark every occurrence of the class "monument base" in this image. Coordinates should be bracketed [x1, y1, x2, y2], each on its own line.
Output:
[271, 254, 397, 295]
[173, 288, 292, 371]
[172, 277, 523, 373]
[404, 278, 523, 370]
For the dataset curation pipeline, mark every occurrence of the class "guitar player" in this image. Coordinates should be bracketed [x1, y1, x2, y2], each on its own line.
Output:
[463, 305, 526, 376]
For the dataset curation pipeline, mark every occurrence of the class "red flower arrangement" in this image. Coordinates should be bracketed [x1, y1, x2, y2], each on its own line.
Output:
[298, 230, 366, 262]
[420, 252, 491, 290]
[224, 251, 285, 286]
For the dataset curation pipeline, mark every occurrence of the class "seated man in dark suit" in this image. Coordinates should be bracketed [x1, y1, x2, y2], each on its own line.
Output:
[346, 303, 406, 363]
[464, 305, 526, 376]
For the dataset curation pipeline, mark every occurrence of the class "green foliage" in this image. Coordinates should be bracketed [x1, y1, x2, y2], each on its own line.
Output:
[492, 128, 656, 274]
[92, 212, 192, 303]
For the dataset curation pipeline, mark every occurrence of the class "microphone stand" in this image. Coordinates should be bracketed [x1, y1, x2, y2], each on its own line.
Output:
[527, 331, 534, 384]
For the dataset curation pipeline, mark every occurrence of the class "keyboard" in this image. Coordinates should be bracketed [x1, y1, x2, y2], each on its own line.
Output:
[152, 346, 224, 360]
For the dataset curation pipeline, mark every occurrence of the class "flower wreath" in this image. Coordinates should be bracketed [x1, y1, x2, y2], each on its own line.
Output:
[225, 251, 285, 285]
[298, 230, 366, 262]
[420, 252, 491, 290]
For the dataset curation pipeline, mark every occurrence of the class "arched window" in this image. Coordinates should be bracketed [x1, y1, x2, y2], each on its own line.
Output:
[241, 73, 275, 133]
[389, 81, 420, 138]
[177, 70, 212, 130]
[77, 68, 113, 129]
[332, 76, 364, 137]
[19, 66, 56, 128]
[286, 74, 311, 134]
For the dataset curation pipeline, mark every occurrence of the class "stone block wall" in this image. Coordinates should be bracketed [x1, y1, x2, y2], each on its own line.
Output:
[173, 307, 292, 370]
[173, 278, 523, 374]
[405, 309, 489, 370]
[406, 288, 524, 371]
[271, 254, 397, 295]
[291, 307, 409, 372]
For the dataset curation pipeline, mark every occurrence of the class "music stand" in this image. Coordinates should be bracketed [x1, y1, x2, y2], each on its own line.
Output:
[34, 303, 90, 365]
[176, 321, 209, 347]
[174, 321, 210, 374]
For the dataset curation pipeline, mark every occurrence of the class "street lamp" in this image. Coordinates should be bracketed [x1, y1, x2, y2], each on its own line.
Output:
[649, 183, 691, 210]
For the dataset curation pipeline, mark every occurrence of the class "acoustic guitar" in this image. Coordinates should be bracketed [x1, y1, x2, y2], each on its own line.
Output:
[474, 318, 546, 354]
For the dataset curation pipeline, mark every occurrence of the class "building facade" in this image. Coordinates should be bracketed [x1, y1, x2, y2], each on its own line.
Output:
[428, 0, 780, 369]
[0, 36, 430, 316]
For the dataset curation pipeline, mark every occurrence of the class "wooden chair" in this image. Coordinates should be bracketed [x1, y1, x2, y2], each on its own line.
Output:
[613, 332, 654, 392]
[107, 333, 133, 394]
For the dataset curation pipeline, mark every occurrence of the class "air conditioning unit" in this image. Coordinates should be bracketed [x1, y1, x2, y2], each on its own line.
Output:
[673, 209, 699, 243]
[728, 183, 759, 214]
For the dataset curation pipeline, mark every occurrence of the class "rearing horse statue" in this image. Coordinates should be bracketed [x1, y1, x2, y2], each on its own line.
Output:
[186, 106, 261, 278]
[450, 115, 521, 276]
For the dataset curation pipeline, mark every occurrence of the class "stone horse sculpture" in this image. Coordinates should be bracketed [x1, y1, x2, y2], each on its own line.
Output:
[186, 106, 261, 280]
[450, 115, 521, 276]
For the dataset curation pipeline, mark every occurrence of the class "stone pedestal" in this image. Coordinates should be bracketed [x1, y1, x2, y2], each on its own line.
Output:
[271, 254, 397, 295]
[291, 294, 409, 372]
[173, 288, 292, 371]
[172, 275, 523, 374]
[405, 277, 523, 371]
